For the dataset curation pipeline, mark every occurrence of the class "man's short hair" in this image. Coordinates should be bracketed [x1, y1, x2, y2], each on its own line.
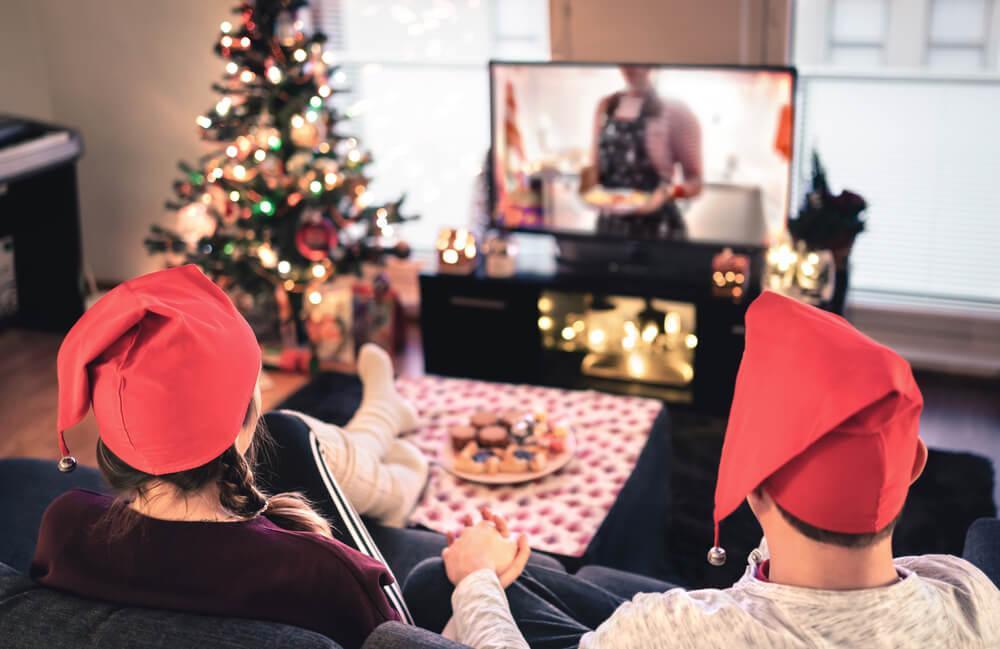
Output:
[775, 501, 902, 548]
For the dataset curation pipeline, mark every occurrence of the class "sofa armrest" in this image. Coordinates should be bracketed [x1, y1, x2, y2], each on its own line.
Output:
[963, 517, 1000, 588]
[364, 622, 469, 649]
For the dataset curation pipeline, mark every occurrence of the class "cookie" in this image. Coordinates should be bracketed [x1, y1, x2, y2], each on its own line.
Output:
[449, 425, 478, 452]
[478, 425, 509, 448]
[500, 447, 533, 473]
[529, 451, 548, 472]
[455, 449, 500, 474]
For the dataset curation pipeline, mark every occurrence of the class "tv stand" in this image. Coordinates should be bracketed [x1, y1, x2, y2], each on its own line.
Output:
[420, 241, 764, 414]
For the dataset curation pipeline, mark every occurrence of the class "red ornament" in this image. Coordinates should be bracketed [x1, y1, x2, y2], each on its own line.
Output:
[295, 218, 337, 261]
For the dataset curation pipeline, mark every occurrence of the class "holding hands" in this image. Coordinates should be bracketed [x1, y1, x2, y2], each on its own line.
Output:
[442, 507, 531, 587]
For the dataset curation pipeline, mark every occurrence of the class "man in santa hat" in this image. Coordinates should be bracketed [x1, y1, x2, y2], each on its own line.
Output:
[404, 291, 1000, 648]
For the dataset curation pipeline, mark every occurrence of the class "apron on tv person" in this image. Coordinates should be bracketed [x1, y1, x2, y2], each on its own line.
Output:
[595, 92, 684, 239]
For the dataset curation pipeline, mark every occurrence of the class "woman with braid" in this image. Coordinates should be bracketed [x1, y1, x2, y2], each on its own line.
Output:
[30, 265, 426, 649]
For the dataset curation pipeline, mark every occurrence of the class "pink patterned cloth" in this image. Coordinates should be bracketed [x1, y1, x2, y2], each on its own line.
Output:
[396, 376, 663, 557]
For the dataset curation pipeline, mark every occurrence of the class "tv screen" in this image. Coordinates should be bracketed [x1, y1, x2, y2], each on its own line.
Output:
[490, 62, 795, 246]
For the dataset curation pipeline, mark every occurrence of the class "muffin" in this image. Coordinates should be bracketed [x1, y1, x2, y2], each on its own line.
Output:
[478, 425, 510, 449]
[449, 425, 478, 452]
[470, 411, 498, 427]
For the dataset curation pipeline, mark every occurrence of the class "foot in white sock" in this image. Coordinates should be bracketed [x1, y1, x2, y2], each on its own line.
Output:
[380, 439, 430, 527]
[356, 343, 419, 433]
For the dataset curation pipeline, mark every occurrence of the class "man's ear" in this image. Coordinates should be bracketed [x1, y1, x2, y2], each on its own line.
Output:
[746, 486, 770, 517]
[910, 439, 928, 484]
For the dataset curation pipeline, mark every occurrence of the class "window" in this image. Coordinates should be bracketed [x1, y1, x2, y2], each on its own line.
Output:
[794, 0, 1000, 305]
[313, 0, 549, 248]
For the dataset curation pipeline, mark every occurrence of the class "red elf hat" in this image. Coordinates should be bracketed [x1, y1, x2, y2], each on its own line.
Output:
[708, 291, 925, 565]
[56, 265, 262, 475]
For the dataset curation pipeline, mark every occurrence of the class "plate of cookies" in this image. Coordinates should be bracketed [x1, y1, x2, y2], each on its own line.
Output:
[440, 410, 576, 485]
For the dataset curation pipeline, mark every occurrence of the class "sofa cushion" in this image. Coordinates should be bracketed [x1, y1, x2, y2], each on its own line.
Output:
[0, 561, 338, 649]
[0, 459, 109, 572]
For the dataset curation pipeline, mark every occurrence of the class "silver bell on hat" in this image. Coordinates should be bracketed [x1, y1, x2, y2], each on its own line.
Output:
[57, 456, 77, 473]
[707, 546, 727, 566]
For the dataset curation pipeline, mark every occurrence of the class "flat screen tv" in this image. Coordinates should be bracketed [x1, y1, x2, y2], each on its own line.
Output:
[490, 61, 796, 247]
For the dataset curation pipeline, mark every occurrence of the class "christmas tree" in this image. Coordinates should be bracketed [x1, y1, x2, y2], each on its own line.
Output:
[145, 0, 412, 343]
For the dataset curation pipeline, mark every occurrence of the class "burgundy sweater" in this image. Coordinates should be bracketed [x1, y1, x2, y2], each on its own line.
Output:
[31, 489, 399, 649]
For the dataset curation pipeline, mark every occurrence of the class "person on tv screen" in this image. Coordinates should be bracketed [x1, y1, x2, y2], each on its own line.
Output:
[583, 65, 704, 239]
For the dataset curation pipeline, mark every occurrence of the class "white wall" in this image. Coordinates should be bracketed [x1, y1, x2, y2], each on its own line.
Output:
[1, 0, 230, 282]
[0, 0, 54, 119]
[549, 0, 791, 65]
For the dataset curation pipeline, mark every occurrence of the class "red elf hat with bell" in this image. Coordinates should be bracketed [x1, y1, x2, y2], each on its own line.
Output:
[55, 265, 262, 475]
[708, 291, 925, 565]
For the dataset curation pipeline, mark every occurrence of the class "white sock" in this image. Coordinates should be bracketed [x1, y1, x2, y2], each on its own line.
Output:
[344, 344, 419, 459]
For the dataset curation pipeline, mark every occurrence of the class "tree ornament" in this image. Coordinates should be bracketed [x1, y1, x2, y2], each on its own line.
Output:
[286, 151, 313, 175]
[175, 202, 217, 249]
[205, 184, 240, 224]
[274, 10, 297, 46]
[290, 114, 326, 149]
[296, 212, 337, 261]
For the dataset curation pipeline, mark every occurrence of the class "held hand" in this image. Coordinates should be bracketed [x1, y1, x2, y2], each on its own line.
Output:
[442, 508, 531, 587]
[635, 185, 674, 214]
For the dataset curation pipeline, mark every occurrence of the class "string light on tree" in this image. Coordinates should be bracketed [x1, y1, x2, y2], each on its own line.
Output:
[146, 0, 415, 342]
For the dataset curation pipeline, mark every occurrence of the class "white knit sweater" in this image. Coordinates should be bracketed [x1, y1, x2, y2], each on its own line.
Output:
[448, 543, 1000, 649]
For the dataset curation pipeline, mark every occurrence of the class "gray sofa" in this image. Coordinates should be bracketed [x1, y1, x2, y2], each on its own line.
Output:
[0, 458, 657, 649]
[4, 457, 998, 649]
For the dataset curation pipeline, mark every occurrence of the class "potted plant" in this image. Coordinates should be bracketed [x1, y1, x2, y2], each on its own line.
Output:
[787, 151, 867, 314]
